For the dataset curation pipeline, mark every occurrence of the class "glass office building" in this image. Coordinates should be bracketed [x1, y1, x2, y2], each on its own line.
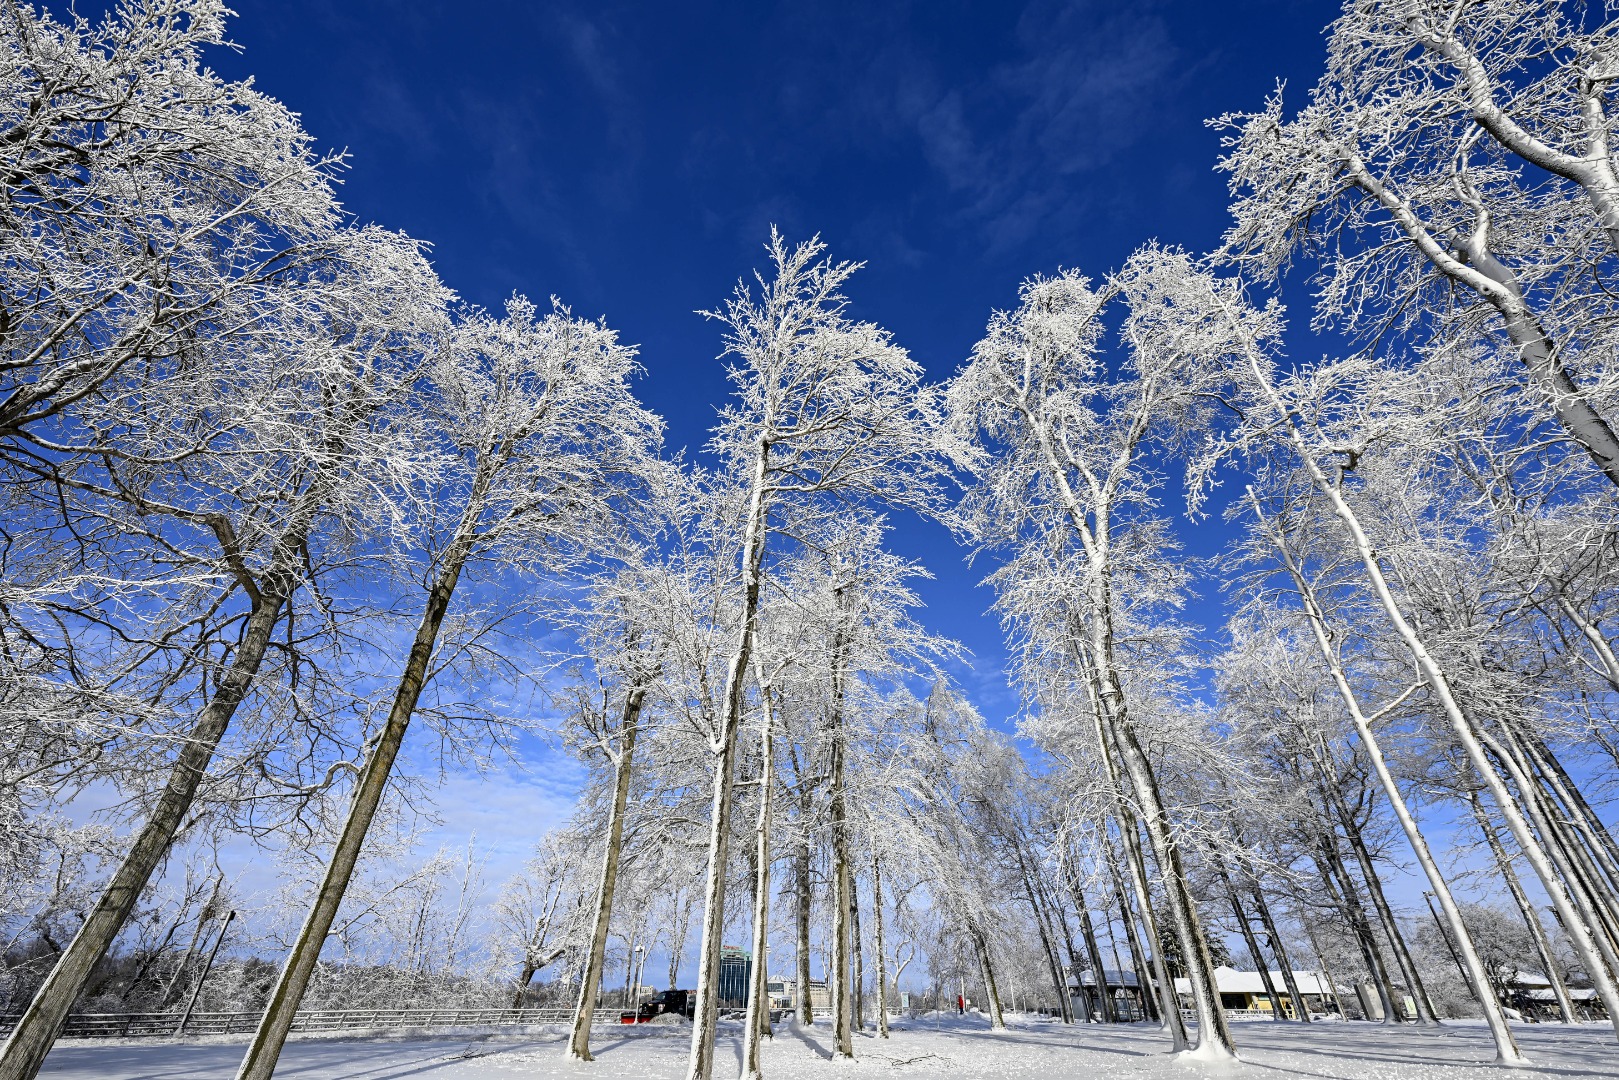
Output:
[718, 946, 752, 1007]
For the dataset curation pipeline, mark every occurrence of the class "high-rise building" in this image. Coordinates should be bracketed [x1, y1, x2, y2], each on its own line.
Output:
[718, 945, 752, 1007]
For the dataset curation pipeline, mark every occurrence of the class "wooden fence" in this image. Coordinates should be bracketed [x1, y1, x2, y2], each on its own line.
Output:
[0, 1005, 621, 1039]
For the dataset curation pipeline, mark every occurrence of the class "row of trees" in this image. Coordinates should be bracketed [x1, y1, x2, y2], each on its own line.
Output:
[4, 1, 1619, 1078]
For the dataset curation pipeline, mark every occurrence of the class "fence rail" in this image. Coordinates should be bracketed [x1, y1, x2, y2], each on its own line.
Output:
[0, 1006, 620, 1040]
[1179, 1007, 1291, 1024]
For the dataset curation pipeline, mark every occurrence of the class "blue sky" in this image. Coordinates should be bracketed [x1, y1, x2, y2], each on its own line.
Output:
[212, 0, 1334, 713]
[193, 0, 1366, 976]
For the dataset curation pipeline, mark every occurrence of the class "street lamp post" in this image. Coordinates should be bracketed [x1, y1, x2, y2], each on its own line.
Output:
[634, 945, 646, 1008]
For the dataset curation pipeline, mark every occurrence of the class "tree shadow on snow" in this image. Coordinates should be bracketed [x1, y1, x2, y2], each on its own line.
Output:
[782, 1018, 833, 1061]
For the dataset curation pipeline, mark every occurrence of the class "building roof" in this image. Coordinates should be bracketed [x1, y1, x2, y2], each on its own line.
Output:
[1072, 968, 1139, 989]
[1172, 966, 1335, 996]
[1505, 971, 1552, 988]
[1523, 988, 1598, 1002]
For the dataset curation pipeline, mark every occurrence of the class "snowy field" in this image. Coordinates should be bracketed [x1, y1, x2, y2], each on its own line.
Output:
[31, 1014, 1619, 1080]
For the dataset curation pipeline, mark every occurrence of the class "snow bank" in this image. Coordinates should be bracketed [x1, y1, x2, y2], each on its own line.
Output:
[35, 1017, 1619, 1079]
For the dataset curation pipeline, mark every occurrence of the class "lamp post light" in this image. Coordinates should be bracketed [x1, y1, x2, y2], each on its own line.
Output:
[634, 944, 646, 1006]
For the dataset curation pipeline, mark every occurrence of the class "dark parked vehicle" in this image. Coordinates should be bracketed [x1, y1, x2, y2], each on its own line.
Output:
[631, 989, 694, 1023]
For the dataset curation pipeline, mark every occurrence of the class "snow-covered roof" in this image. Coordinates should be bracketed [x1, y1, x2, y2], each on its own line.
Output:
[1072, 969, 1138, 988]
[1523, 988, 1598, 1002]
[1172, 966, 1335, 996]
[1505, 971, 1552, 988]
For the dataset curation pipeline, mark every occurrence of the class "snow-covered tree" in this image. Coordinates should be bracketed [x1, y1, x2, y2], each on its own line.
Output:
[944, 248, 1238, 1059]
[236, 298, 662, 1080]
[680, 230, 943, 1080]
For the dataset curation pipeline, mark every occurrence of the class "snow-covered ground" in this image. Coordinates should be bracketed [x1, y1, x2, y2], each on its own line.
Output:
[33, 1013, 1619, 1079]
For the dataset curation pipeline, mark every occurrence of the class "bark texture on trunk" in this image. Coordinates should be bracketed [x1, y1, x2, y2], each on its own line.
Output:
[850, 875, 864, 1032]
[685, 439, 770, 1080]
[794, 840, 812, 1024]
[872, 857, 889, 1038]
[1313, 840, 1397, 1023]
[1471, 790, 1576, 1024]
[1067, 872, 1114, 1023]
[827, 582, 854, 1058]
[1, 540, 303, 1080]
[237, 514, 482, 1080]
[566, 685, 649, 1060]
[741, 674, 776, 1080]
[970, 926, 1005, 1029]
[1341, 153, 1619, 489]
[1246, 883, 1308, 1023]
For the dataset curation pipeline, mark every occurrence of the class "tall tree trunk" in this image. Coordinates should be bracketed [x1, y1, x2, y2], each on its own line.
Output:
[668, 890, 691, 991]
[1471, 789, 1576, 1024]
[1313, 841, 1398, 1024]
[237, 498, 488, 1080]
[1254, 492, 1511, 1043]
[1119, 823, 1181, 1036]
[1031, 400, 1213, 1051]
[1236, 305, 1619, 1036]
[1, 537, 305, 1080]
[1030, 868, 1080, 1023]
[830, 839, 851, 1054]
[1289, 401, 1619, 1034]
[686, 440, 770, 1080]
[871, 857, 889, 1038]
[795, 840, 812, 1024]
[827, 582, 854, 1059]
[1244, 881, 1309, 1023]
[1105, 701, 1234, 1057]
[1506, 724, 1619, 936]
[621, 928, 641, 1008]
[1081, 664, 1183, 1043]
[1066, 873, 1114, 1023]
[1043, 878, 1087, 1023]
[1049, 906, 1087, 1023]
[850, 874, 864, 1032]
[565, 686, 649, 1059]
[741, 672, 776, 1080]
[970, 925, 1005, 1029]
[1015, 846, 1071, 1022]
[1106, 860, 1154, 1023]
[1484, 733, 1619, 966]
[1079, 620, 1224, 1054]
[1519, 717, 1619, 880]
[1299, 914, 1346, 1018]
[1483, 728, 1619, 996]
[1213, 861, 1283, 1019]
[1310, 751, 1439, 1026]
